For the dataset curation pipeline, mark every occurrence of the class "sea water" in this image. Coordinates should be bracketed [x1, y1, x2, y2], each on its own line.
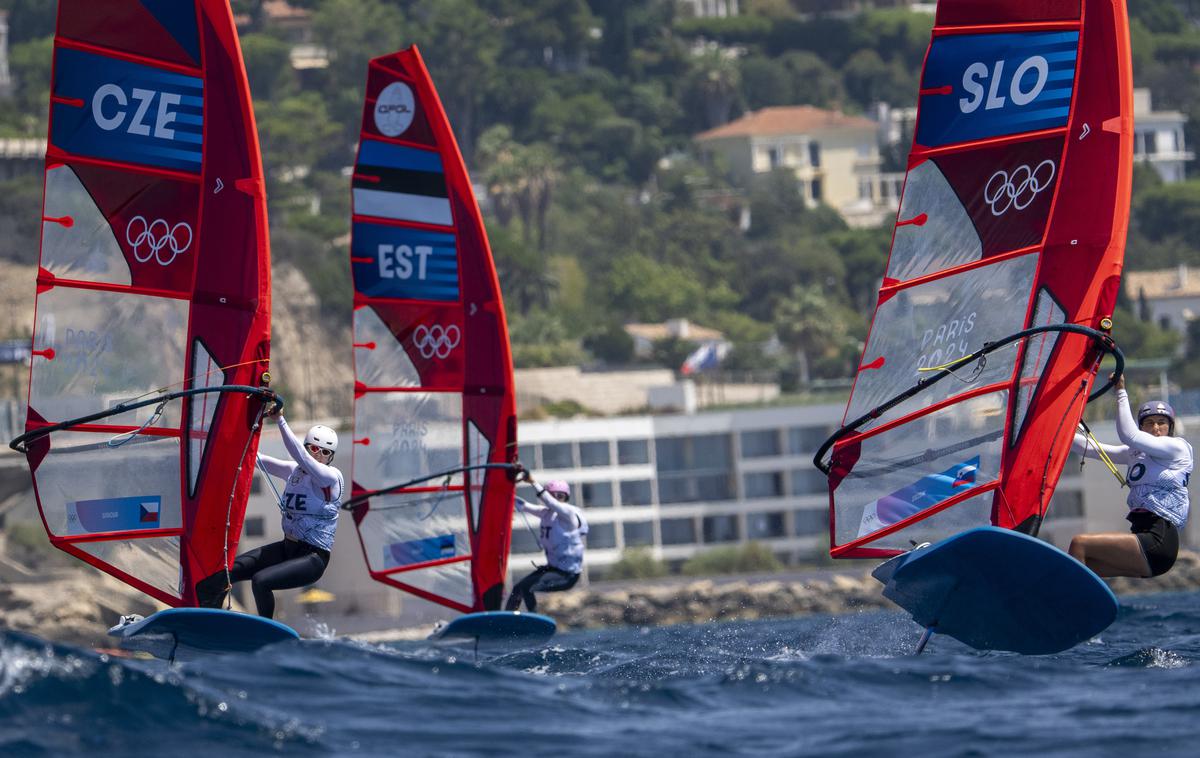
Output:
[3, 591, 1200, 757]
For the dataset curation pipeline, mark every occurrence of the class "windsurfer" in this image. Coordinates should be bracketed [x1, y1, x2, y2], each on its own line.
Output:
[1068, 375, 1193, 577]
[198, 404, 344, 617]
[505, 467, 588, 613]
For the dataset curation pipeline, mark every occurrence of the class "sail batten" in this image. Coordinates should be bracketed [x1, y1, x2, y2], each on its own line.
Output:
[823, 0, 1132, 557]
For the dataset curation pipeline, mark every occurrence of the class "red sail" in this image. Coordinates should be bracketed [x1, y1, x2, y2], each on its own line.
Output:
[826, 0, 1132, 557]
[347, 47, 518, 612]
[20, 0, 271, 605]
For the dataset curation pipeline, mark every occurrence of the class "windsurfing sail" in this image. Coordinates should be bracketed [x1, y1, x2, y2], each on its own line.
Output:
[345, 46, 519, 613]
[13, 1, 273, 606]
[815, 0, 1133, 558]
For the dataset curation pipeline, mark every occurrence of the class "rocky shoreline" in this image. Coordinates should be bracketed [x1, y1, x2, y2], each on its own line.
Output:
[5, 552, 1200, 647]
[539, 550, 1200, 631]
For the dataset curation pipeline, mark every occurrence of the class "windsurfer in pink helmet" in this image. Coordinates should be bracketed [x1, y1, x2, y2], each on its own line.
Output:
[505, 466, 589, 613]
[1068, 374, 1193, 577]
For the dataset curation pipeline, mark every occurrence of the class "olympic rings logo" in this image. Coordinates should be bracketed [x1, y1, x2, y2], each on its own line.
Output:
[412, 324, 461, 360]
[983, 160, 1056, 217]
[126, 216, 193, 266]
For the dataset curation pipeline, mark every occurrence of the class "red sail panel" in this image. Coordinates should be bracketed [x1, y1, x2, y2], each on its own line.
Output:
[22, 0, 271, 605]
[827, 0, 1132, 557]
[347, 47, 518, 612]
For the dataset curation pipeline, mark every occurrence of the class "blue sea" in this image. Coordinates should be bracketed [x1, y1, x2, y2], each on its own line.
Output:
[3, 591, 1200, 757]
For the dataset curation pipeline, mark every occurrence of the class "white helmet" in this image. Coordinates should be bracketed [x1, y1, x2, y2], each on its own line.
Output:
[304, 425, 338, 454]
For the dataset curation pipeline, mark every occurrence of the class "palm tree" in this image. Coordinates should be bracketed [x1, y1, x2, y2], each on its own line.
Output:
[774, 284, 848, 386]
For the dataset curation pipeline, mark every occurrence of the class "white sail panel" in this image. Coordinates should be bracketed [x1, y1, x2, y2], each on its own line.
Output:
[358, 490, 471, 573]
[886, 160, 983, 282]
[77, 536, 182, 598]
[353, 306, 420, 388]
[395, 562, 475, 609]
[1011, 290, 1067, 445]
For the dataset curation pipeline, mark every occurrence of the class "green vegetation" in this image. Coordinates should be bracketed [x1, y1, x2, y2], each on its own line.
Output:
[0, 1, 1198, 382]
[681, 541, 783, 576]
[606, 548, 669, 581]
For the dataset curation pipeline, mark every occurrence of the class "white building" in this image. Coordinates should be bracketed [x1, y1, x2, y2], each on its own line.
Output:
[677, 0, 740, 18]
[1124, 264, 1200, 346]
[1134, 88, 1193, 183]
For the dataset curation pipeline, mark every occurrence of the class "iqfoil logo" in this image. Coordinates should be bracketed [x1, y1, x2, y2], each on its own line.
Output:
[374, 82, 415, 137]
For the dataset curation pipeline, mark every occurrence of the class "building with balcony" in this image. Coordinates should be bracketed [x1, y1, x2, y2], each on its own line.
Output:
[1134, 88, 1193, 183]
[695, 105, 900, 227]
[677, 0, 740, 18]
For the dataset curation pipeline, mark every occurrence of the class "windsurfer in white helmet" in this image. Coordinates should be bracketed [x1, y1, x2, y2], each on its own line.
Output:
[1068, 374, 1193, 577]
[505, 466, 588, 613]
[198, 403, 344, 617]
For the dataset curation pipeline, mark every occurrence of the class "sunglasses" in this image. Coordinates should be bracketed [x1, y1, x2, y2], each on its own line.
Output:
[307, 443, 333, 457]
[551, 491, 570, 502]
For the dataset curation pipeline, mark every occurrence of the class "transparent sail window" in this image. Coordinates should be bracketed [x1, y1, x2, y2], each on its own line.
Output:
[358, 490, 471, 573]
[353, 391, 464, 491]
[467, 420, 490, 534]
[885, 160, 984, 282]
[36, 431, 182, 538]
[40, 165, 132, 286]
[30, 286, 188, 426]
[847, 254, 1036, 429]
[354, 305, 420, 388]
[393, 561, 474, 609]
[77, 535, 182, 599]
[833, 391, 1007, 547]
[1011, 289, 1066, 446]
[188, 340, 223, 495]
[864, 492, 994, 552]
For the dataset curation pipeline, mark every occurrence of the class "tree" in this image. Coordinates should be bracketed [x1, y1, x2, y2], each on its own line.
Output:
[683, 49, 743, 129]
[774, 284, 852, 385]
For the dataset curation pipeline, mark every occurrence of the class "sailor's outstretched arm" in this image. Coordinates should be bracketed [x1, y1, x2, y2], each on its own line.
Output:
[277, 415, 343, 491]
[256, 453, 296, 478]
[1114, 390, 1191, 459]
[515, 497, 550, 517]
[1071, 432, 1132, 464]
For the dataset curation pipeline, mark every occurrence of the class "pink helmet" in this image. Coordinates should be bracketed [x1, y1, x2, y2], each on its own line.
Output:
[544, 480, 571, 498]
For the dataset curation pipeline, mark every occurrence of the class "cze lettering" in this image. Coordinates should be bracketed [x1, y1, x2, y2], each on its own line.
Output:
[916, 313, 977, 370]
[283, 493, 309, 512]
[378, 244, 433, 280]
[92, 84, 181, 140]
[959, 56, 1049, 114]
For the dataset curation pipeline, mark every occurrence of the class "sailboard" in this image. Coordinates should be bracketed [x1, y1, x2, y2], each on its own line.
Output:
[11, 1, 279, 633]
[814, 0, 1134, 652]
[108, 608, 299, 662]
[428, 611, 557, 648]
[343, 46, 521, 618]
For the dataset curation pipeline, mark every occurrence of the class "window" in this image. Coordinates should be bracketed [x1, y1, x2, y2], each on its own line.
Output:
[859, 177, 873, 201]
[587, 522, 617, 549]
[618, 439, 650, 465]
[809, 141, 821, 168]
[657, 476, 691, 504]
[250, 476, 263, 494]
[767, 147, 780, 168]
[747, 512, 786, 539]
[517, 443, 538, 469]
[541, 442, 573, 469]
[659, 473, 734, 504]
[620, 479, 653, 506]
[580, 481, 614, 508]
[740, 429, 781, 458]
[579, 441, 611, 468]
[1049, 491, 1084, 519]
[623, 521, 654, 547]
[695, 473, 733, 501]
[744, 472, 783, 499]
[661, 517, 697, 545]
[510, 525, 541, 553]
[655, 437, 687, 471]
[703, 515, 740, 543]
[692, 434, 731, 466]
[790, 469, 827, 496]
[788, 426, 831, 454]
[810, 178, 823, 202]
[1145, 131, 1158, 155]
[244, 516, 265, 538]
[794, 508, 828, 536]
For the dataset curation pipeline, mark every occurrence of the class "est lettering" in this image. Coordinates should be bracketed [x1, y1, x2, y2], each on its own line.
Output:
[92, 84, 181, 140]
[959, 56, 1049, 114]
[378, 244, 433, 280]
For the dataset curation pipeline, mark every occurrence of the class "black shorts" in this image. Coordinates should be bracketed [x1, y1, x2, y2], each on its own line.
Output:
[1127, 511, 1179, 577]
